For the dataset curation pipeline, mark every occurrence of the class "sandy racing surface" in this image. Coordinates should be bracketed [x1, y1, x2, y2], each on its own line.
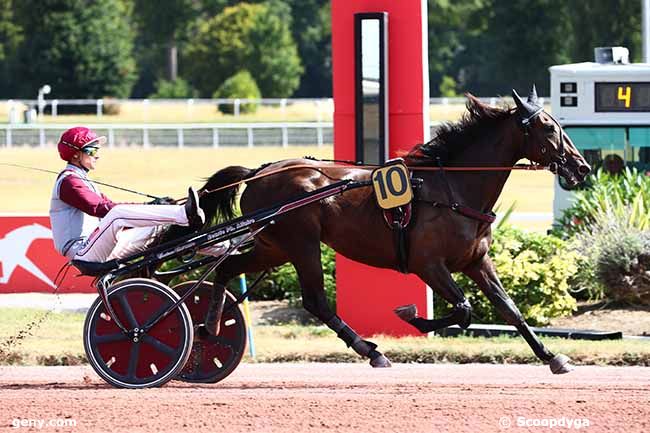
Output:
[0, 363, 648, 432]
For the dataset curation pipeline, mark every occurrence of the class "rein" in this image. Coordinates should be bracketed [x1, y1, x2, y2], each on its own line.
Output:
[197, 162, 548, 197]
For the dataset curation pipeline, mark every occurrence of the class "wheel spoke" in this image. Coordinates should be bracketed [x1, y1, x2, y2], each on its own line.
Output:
[94, 332, 128, 344]
[127, 343, 141, 380]
[142, 335, 177, 357]
[117, 293, 139, 329]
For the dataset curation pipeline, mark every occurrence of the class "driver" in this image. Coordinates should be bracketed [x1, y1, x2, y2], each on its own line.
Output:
[49, 126, 206, 263]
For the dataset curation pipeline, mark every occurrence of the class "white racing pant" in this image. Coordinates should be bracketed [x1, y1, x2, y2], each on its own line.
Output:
[74, 204, 188, 263]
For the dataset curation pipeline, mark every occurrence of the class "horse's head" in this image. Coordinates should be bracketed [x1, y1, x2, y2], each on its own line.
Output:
[513, 86, 590, 187]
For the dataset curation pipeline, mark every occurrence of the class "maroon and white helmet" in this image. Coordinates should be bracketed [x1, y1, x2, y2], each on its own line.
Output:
[57, 126, 106, 161]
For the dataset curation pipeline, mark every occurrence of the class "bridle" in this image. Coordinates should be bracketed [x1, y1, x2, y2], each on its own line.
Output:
[519, 108, 567, 175]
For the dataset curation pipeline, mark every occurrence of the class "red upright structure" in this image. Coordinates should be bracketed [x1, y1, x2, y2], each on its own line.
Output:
[332, 0, 431, 336]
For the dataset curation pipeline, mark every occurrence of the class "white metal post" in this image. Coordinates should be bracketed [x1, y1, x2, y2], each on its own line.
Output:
[282, 126, 288, 148]
[96, 99, 103, 117]
[143, 127, 150, 148]
[52, 100, 58, 117]
[247, 127, 253, 148]
[178, 128, 184, 148]
[212, 127, 219, 148]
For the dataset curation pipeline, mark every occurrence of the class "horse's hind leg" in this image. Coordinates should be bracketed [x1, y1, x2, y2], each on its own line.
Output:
[205, 246, 288, 335]
[395, 261, 472, 332]
[463, 255, 573, 374]
[289, 241, 391, 368]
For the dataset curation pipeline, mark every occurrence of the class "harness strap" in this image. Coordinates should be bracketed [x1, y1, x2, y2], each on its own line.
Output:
[427, 158, 497, 224]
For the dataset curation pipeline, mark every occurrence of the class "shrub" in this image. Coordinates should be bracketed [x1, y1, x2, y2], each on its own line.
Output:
[570, 206, 650, 305]
[252, 244, 336, 309]
[212, 70, 261, 115]
[553, 167, 650, 238]
[435, 226, 578, 326]
[149, 78, 197, 99]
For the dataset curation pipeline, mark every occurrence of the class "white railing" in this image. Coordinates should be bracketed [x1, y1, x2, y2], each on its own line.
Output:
[3, 98, 336, 122]
[1, 96, 549, 124]
[0, 122, 334, 148]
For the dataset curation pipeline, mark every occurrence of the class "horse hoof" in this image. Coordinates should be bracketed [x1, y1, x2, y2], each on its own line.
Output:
[394, 304, 418, 322]
[370, 354, 392, 368]
[549, 354, 574, 374]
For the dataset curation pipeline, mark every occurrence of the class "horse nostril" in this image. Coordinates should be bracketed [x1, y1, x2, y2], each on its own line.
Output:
[578, 164, 590, 176]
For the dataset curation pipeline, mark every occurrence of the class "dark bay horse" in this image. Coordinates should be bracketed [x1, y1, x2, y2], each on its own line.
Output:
[196, 89, 590, 374]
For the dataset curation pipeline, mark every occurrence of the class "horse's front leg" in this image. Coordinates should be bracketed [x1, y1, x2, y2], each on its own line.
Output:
[291, 246, 391, 368]
[394, 261, 472, 332]
[463, 255, 573, 374]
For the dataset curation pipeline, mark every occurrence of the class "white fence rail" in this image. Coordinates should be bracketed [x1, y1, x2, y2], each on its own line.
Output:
[1, 96, 547, 124]
[0, 122, 449, 148]
[0, 123, 334, 148]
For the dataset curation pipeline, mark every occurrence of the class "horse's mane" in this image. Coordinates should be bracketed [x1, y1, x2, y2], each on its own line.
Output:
[404, 94, 514, 165]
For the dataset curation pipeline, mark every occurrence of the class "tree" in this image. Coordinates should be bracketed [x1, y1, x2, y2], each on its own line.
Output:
[133, 0, 200, 82]
[184, 1, 303, 97]
[0, 0, 21, 62]
[456, 0, 572, 96]
[568, 0, 642, 62]
[285, 0, 332, 97]
[13, 0, 137, 98]
[427, 0, 485, 97]
[0, 0, 22, 97]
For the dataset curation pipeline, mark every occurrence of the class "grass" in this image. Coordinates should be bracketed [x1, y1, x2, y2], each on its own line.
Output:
[0, 147, 555, 230]
[1, 308, 648, 367]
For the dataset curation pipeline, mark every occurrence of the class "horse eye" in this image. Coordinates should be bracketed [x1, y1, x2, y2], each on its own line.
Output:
[544, 124, 555, 133]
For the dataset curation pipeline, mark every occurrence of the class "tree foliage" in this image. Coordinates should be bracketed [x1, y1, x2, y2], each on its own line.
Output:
[12, 0, 137, 98]
[456, 0, 572, 96]
[184, 1, 303, 97]
[213, 70, 261, 114]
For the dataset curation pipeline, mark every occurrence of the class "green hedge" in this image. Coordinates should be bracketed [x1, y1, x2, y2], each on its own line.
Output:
[213, 70, 261, 115]
[436, 226, 578, 326]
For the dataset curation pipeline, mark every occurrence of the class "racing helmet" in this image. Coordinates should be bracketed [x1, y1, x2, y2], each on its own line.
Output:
[57, 126, 107, 162]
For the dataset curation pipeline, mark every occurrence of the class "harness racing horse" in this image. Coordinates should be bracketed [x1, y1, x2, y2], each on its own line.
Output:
[195, 88, 590, 374]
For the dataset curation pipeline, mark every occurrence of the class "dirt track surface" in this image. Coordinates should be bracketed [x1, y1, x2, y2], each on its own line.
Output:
[0, 363, 648, 433]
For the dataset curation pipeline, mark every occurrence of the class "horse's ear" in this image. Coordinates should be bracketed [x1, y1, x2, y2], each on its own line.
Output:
[512, 89, 526, 111]
[512, 88, 543, 120]
[527, 84, 538, 104]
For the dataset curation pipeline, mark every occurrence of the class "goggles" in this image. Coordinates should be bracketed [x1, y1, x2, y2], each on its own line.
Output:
[81, 146, 100, 157]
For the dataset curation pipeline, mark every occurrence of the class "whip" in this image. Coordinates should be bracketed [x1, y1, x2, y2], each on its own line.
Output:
[1, 162, 164, 200]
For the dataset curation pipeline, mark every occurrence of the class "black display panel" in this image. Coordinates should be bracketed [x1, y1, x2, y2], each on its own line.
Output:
[595, 82, 650, 112]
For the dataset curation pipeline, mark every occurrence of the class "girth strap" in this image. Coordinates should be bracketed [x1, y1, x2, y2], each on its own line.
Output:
[382, 205, 413, 274]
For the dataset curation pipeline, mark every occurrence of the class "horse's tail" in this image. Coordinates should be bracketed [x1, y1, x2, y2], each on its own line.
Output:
[199, 166, 256, 223]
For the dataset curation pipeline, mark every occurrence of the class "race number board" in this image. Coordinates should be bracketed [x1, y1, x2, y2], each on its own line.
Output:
[371, 162, 413, 210]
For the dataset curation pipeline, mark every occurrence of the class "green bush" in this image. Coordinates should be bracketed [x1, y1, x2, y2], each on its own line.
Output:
[435, 226, 578, 326]
[252, 244, 336, 309]
[570, 206, 650, 305]
[553, 167, 650, 238]
[149, 78, 197, 99]
[213, 70, 261, 115]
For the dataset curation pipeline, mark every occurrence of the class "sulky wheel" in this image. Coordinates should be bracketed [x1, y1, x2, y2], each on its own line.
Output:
[83, 278, 193, 389]
[172, 281, 247, 384]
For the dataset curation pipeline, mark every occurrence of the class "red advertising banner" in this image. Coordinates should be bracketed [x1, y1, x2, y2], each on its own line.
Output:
[0, 216, 95, 293]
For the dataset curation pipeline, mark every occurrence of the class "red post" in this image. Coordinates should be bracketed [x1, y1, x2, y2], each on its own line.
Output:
[332, 0, 430, 336]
